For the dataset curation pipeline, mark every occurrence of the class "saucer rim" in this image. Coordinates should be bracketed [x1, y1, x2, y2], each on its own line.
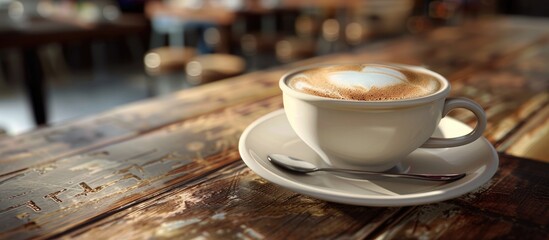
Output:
[238, 109, 499, 206]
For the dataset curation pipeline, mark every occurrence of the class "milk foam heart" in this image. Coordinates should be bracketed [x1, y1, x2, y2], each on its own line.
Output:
[328, 65, 407, 90]
[287, 64, 441, 101]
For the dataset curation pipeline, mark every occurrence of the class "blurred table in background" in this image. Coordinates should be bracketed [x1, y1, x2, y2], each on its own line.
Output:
[0, 14, 148, 48]
[0, 13, 149, 126]
[0, 16, 548, 239]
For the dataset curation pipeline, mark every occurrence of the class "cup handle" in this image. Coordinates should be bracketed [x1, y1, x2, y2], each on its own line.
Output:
[421, 97, 487, 148]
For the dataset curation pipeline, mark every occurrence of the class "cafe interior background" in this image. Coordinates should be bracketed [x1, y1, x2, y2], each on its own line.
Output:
[0, 0, 547, 135]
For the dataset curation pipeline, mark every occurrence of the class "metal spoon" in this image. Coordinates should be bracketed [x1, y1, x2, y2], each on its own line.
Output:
[267, 154, 466, 182]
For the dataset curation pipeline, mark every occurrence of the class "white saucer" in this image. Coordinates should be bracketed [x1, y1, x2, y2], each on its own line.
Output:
[238, 109, 499, 207]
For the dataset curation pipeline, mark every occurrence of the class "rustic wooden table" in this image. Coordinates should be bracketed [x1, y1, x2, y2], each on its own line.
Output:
[0, 17, 548, 239]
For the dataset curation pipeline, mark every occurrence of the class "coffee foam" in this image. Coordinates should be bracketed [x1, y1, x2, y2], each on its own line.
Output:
[288, 64, 441, 101]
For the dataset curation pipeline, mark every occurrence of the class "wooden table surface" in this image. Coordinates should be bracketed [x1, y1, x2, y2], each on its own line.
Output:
[1, 17, 548, 239]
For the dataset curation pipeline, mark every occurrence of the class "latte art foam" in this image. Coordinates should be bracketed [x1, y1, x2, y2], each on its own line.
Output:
[288, 64, 441, 101]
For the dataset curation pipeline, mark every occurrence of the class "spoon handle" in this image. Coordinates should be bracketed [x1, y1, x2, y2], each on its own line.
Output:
[318, 168, 466, 181]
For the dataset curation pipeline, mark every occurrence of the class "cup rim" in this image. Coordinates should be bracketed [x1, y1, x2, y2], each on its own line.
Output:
[279, 63, 451, 108]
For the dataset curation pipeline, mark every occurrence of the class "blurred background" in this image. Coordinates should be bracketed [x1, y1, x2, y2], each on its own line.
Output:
[0, 0, 547, 134]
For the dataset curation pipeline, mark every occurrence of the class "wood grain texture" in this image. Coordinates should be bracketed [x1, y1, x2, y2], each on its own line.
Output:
[65, 162, 404, 240]
[368, 154, 549, 240]
[502, 104, 549, 162]
[0, 96, 282, 239]
[62, 154, 549, 240]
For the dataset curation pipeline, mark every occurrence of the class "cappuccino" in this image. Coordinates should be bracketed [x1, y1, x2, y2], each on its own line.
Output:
[287, 64, 441, 101]
[281, 63, 486, 171]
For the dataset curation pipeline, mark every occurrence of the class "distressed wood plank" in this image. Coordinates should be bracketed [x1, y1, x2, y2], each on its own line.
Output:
[0, 96, 283, 239]
[501, 104, 549, 162]
[53, 154, 549, 240]
[367, 154, 549, 239]
[64, 162, 404, 240]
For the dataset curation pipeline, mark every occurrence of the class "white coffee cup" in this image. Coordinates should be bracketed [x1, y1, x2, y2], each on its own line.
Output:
[280, 63, 487, 172]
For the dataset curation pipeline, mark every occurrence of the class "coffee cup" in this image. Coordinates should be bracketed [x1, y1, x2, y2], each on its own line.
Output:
[279, 63, 487, 172]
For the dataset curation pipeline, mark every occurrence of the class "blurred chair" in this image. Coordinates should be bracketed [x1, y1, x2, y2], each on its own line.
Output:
[316, 18, 342, 54]
[275, 37, 315, 63]
[144, 45, 246, 96]
[185, 54, 246, 85]
[275, 14, 318, 63]
[144, 1, 245, 93]
[239, 32, 280, 67]
[144, 47, 196, 74]
[355, 0, 414, 36]
[144, 46, 196, 96]
[146, 0, 235, 51]
[231, 0, 281, 70]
